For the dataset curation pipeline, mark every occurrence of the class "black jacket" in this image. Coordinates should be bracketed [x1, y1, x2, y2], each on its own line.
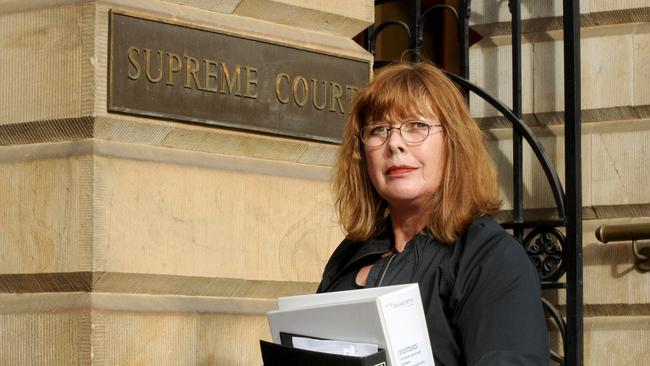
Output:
[317, 216, 549, 366]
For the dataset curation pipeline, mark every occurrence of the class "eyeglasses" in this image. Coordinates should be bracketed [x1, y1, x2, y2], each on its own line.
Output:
[359, 120, 442, 147]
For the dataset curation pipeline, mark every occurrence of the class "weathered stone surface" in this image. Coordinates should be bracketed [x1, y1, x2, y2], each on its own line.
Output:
[470, 0, 566, 25]
[152, 0, 376, 38]
[116, 311, 269, 366]
[484, 125, 584, 211]
[549, 316, 650, 366]
[94, 116, 339, 168]
[488, 118, 650, 212]
[590, 127, 650, 206]
[0, 118, 94, 145]
[589, 0, 650, 14]
[0, 148, 93, 273]
[468, 42, 534, 119]
[635, 25, 650, 107]
[92, 152, 340, 281]
[470, 27, 648, 120]
[0, 272, 318, 299]
[470, 0, 648, 26]
[0, 311, 91, 366]
[0, 2, 95, 125]
[161, 0, 240, 14]
[0, 140, 342, 281]
[233, 0, 374, 38]
[584, 316, 650, 366]
[0, 302, 269, 366]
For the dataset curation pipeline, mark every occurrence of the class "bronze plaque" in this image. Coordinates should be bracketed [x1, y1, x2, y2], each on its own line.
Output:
[108, 11, 370, 143]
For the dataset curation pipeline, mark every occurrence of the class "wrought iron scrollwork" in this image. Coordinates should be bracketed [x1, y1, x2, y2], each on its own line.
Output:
[524, 228, 567, 282]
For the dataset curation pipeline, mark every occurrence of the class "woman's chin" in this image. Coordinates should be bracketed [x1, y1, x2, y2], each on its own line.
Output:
[383, 192, 432, 208]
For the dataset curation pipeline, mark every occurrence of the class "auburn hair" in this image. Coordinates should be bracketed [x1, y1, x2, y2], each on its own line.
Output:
[332, 62, 500, 243]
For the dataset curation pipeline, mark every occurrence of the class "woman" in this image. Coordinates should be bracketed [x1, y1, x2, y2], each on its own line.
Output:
[317, 62, 549, 366]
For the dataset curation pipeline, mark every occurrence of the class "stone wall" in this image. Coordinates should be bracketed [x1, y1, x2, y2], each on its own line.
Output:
[0, 0, 372, 364]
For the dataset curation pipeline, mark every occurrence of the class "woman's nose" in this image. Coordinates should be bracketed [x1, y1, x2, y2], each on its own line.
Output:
[386, 128, 406, 152]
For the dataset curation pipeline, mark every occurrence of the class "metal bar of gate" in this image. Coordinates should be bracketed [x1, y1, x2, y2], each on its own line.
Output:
[510, 0, 524, 242]
[563, 0, 584, 364]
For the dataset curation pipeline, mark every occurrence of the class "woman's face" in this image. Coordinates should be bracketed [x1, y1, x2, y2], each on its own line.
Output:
[363, 114, 445, 210]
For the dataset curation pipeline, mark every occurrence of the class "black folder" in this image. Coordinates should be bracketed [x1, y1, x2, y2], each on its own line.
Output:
[260, 332, 387, 366]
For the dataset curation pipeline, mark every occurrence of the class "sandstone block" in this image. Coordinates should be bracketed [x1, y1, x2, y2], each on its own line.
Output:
[0, 2, 94, 124]
[233, 0, 374, 38]
[584, 316, 650, 366]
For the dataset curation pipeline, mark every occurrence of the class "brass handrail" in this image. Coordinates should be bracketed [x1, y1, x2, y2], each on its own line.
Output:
[596, 223, 650, 272]
[595, 223, 650, 243]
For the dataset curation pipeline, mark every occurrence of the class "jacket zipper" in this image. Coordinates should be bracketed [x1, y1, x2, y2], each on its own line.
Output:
[411, 241, 420, 282]
[321, 250, 389, 292]
[376, 252, 396, 286]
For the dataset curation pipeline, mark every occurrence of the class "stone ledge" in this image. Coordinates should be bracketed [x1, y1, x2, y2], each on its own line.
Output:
[2, 277, 648, 317]
[0, 0, 374, 39]
[93, 110, 343, 168]
[584, 304, 650, 317]
[476, 106, 650, 132]
[0, 0, 87, 15]
[0, 272, 316, 299]
[0, 292, 277, 314]
[0, 118, 94, 145]
[541, 304, 650, 317]
[495, 204, 650, 223]
[160, 0, 239, 14]
[232, 0, 373, 38]
[0, 117, 339, 168]
[0, 139, 333, 180]
[4, 110, 650, 162]
[472, 7, 650, 39]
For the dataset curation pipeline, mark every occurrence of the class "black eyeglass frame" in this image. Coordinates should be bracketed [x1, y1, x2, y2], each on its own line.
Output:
[358, 120, 443, 147]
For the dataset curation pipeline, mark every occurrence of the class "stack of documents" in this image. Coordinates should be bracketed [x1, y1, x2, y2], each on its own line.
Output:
[262, 283, 435, 366]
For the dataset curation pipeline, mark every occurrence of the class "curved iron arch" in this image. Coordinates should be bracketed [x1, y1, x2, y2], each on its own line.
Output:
[444, 72, 567, 221]
[367, 20, 412, 56]
[543, 297, 567, 364]
[416, 4, 459, 44]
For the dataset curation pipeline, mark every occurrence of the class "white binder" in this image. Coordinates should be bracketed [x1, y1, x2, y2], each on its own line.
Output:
[267, 283, 435, 366]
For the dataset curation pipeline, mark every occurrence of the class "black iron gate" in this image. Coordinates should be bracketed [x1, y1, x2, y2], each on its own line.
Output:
[362, 1, 583, 364]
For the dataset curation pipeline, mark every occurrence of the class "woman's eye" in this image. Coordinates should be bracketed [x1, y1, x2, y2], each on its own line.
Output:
[369, 126, 388, 135]
[408, 121, 429, 130]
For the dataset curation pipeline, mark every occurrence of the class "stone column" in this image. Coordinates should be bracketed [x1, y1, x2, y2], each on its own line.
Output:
[0, 1, 373, 364]
[470, 1, 650, 364]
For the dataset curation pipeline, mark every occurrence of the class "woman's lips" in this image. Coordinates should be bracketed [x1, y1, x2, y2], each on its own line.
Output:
[385, 165, 417, 176]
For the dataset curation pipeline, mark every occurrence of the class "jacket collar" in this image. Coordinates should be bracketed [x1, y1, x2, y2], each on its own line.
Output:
[341, 224, 393, 271]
